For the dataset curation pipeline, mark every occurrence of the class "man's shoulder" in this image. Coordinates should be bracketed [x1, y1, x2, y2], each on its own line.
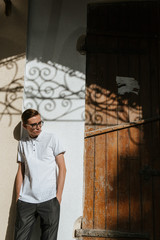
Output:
[41, 131, 54, 138]
[42, 132, 61, 146]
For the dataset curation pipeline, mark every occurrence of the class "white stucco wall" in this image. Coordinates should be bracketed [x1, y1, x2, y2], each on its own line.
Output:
[0, 54, 26, 240]
[24, 0, 88, 239]
[0, 1, 27, 239]
[23, 59, 85, 240]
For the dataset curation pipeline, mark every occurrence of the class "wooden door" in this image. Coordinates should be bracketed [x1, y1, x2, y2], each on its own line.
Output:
[76, 1, 160, 240]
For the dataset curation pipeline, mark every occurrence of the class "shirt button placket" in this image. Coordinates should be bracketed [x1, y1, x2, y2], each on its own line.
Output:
[33, 141, 36, 152]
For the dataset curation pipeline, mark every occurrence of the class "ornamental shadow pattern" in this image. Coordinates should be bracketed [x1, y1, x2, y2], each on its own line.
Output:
[0, 55, 141, 126]
[24, 61, 140, 125]
[85, 83, 141, 126]
[0, 53, 25, 125]
[24, 60, 86, 122]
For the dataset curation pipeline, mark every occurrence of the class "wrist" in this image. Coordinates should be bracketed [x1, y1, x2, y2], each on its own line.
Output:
[56, 193, 62, 203]
[16, 194, 19, 202]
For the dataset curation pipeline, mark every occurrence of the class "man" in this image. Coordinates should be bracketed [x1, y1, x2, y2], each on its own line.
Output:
[14, 109, 66, 240]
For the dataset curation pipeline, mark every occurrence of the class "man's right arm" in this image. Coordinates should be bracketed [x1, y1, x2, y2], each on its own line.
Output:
[15, 162, 24, 202]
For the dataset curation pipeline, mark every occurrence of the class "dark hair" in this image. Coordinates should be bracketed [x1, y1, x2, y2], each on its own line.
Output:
[22, 109, 40, 124]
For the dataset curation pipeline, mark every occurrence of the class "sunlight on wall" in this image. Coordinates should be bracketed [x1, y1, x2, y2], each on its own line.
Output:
[24, 59, 85, 121]
[23, 59, 85, 240]
[0, 54, 25, 240]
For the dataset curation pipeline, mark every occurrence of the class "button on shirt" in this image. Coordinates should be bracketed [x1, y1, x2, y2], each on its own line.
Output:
[18, 131, 65, 203]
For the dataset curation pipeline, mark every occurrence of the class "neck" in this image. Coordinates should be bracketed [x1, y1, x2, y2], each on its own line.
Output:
[30, 135, 38, 139]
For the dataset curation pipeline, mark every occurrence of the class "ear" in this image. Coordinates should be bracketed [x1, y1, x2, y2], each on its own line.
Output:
[23, 123, 27, 130]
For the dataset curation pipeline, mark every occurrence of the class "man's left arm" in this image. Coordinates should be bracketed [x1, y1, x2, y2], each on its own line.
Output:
[56, 153, 67, 204]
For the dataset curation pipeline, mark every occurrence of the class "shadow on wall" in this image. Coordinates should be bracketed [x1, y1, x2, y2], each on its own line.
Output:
[27, 0, 86, 74]
[23, 59, 85, 122]
[5, 121, 41, 240]
[58, 27, 86, 74]
[0, 0, 28, 61]
[5, 121, 21, 240]
[5, 179, 16, 240]
[0, 54, 25, 126]
[26, 0, 63, 63]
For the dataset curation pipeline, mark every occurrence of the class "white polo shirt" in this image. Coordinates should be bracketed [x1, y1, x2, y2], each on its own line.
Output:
[18, 131, 65, 203]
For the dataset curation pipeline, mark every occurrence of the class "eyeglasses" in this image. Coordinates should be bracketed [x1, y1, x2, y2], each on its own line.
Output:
[26, 121, 44, 129]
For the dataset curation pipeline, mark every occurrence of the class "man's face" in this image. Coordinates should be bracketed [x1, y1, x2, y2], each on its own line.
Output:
[23, 114, 42, 138]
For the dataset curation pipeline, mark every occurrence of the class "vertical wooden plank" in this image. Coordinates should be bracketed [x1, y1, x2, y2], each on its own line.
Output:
[140, 123, 153, 237]
[84, 9, 97, 240]
[84, 11, 97, 237]
[94, 134, 106, 240]
[96, 35, 108, 126]
[85, 34, 97, 129]
[105, 36, 118, 126]
[106, 131, 118, 231]
[153, 34, 160, 240]
[83, 137, 95, 231]
[92, 35, 109, 240]
[105, 36, 118, 234]
[128, 38, 142, 233]
[117, 127, 130, 232]
[129, 126, 142, 232]
[139, 38, 153, 239]
[152, 121, 160, 240]
[128, 38, 142, 122]
[117, 37, 130, 232]
[150, 38, 160, 240]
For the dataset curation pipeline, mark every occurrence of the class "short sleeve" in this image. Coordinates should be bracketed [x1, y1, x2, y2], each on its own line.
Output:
[52, 134, 65, 157]
[17, 141, 25, 163]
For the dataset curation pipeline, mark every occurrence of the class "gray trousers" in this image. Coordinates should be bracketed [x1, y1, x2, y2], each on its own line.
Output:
[14, 197, 60, 240]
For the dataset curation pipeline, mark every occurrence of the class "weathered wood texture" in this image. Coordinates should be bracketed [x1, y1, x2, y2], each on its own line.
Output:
[82, 2, 160, 240]
[76, 229, 149, 239]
